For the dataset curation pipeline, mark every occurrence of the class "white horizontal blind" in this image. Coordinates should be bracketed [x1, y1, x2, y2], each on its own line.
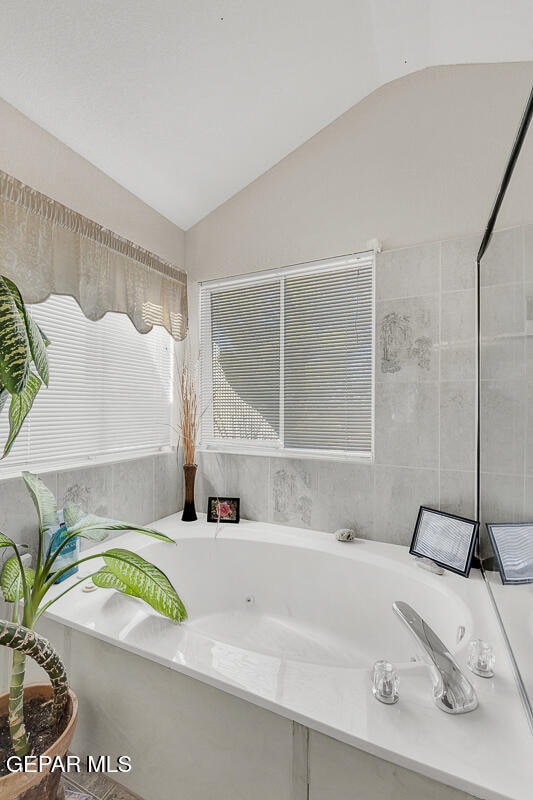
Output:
[200, 253, 374, 457]
[203, 282, 280, 441]
[284, 265, 373, 451]
[0, 294, 173, 473]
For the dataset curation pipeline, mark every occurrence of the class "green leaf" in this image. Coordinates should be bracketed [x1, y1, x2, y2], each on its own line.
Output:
[22, 471, 58, 530]
[0, 277, 30, 394]
[100, 548, 187, 622]
[0, 555, 35, 602]
[4, 373, 41, 457]
[0, 384, 8, 415]
[3, 278, 49, 386]
[62, 506, 111, 542]
[92, 566, 142, 597]
[0, 532, 18, 549]
[62, 503, 84, 529]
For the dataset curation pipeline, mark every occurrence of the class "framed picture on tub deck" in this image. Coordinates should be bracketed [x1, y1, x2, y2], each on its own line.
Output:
[409, 506, 479, 577]
[486, 522, 533, 584]
[207, 497, 240, 524]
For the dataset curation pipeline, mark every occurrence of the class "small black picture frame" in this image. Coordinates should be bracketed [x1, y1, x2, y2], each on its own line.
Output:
[207, 497, 240, 524]
[486, 522, 533, 585]
[409, 506, 479, 577]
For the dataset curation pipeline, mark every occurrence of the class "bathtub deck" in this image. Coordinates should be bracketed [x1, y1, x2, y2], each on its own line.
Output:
[41, 514, 533, 800]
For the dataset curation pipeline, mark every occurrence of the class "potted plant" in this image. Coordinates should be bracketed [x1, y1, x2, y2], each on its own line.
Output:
[0, 278, 187, 798]
[0, 471, 187, 799]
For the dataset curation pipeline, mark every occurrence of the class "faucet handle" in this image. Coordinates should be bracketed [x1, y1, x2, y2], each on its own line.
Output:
[467, 639, 495, 678]
[371, 660, 399, 704]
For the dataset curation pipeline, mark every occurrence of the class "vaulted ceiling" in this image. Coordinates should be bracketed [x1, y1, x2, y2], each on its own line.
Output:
[1, 1, 532, 229]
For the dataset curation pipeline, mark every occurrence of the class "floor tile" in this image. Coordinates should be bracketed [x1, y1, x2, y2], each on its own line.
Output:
[62, 778, 97, 800]
[65, 771, 111, 798]
[101, 779, 145, 800]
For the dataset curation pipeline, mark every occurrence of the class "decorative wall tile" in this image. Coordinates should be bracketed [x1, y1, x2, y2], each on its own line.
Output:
[440, 289, 476, 381]
[0, 471, 57, 555]
[375, 381, 439, 468]
[480, 283, 524, 338]
[525, 380, 533, 477]
[525, 224, 533, 282]
[377, 296, 438, 381]
[376, 243, 440, 300]
[441, 235, 477, 292]
[196, 451, 227, 508]
[58, 464, 113, 518]
[480, 379, 526, 475]
[480, 226, 523, 287]
[223, 453, 269, 521]
[313, 461, 373, 536]
[270, 458, 317, 528]
[111, 456, 155, 525]
[439, 470, 476, 519]
[482, 337, 525, 381]
[523, 476, 533, 520]
[480, 473, 524, 526]
[440, 381, 476, 471]
[373, 466, 439, 545]
[0, 476, 35, 547]
[154, 450, 181, 520]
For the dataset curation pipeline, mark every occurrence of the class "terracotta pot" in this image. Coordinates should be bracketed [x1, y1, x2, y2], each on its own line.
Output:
[0, 683, 78, 800]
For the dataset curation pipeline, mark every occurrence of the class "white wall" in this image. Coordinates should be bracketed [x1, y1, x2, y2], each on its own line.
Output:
[186, 62, 533, 281]
[0, 97, 185, 266]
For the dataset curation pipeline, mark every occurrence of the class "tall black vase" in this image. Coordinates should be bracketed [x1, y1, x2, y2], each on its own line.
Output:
[181, 463, 198, 522]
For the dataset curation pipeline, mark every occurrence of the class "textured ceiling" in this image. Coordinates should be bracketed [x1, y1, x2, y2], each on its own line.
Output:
[0, 1, 532, 229]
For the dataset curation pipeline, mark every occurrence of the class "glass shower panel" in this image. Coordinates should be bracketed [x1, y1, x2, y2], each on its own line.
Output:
[479, 86, 533, 719]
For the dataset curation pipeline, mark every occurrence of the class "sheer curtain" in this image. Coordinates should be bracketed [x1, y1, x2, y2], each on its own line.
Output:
[0, 170, 188, 340]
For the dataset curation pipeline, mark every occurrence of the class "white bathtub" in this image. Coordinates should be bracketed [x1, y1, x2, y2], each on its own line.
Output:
[38, 515, 532, 800]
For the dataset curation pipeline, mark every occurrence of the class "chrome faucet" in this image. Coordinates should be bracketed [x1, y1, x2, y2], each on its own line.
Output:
[393, 601, 478, 714]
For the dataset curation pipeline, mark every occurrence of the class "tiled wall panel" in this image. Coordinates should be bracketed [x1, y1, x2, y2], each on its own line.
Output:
[198, 235, 478, 545]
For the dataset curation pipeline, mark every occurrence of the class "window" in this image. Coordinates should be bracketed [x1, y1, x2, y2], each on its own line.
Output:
[200, 253, 374, 459]
[0, 294, 174, 474]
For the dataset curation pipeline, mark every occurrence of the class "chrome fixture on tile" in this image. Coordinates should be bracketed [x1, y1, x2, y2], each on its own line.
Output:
[371, 660, 399, 704]
[467, 639, 495, 678]
[393, 601, 478, 714]
[414, 556, 444, 575]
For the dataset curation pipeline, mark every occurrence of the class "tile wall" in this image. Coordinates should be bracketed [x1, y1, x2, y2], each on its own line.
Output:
[480, 224, 533, 527]
[0, 451, 182, 555]
[197, 234, 479, 545]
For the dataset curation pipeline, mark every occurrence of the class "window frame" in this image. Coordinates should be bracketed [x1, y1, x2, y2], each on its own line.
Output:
[199, 252, 375, 463]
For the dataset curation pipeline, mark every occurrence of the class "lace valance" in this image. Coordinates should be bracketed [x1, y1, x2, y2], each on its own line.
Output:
[0, 170, 187, 340]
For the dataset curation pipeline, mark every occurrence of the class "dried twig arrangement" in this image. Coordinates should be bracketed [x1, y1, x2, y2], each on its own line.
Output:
[177, 356, 199, 465]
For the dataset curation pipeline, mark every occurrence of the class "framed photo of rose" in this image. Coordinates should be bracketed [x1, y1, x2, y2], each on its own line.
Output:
[207, 497, 240, 524]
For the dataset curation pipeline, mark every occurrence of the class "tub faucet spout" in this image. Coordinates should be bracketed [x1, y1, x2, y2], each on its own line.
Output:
[393, 601, 478, 714]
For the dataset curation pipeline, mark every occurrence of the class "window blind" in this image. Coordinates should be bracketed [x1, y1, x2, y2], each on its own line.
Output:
[0, 294, 173, 473]
[200, 253, 374, 457]
[203, 282, 280, 442]
[284, 266, 373, 451]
